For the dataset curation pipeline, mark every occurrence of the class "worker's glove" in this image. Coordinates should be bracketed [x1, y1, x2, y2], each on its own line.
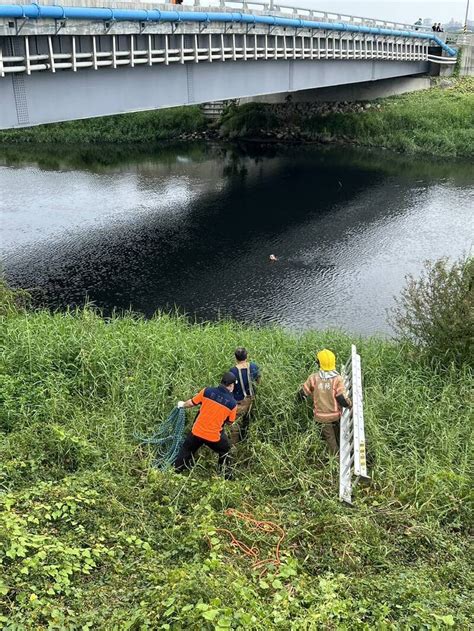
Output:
[177, 401, 185, 409]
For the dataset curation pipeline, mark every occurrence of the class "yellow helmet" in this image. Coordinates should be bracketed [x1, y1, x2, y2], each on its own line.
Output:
[317, 349, 336, 371]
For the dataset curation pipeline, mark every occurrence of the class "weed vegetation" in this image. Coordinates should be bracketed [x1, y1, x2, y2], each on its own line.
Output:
[305, 78, 474, 158]
[0, 106, 207, 144]
[1, 282, 472, 629]
[220, 78, 474, 158]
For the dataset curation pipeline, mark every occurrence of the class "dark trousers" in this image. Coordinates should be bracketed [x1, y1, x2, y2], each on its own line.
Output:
[320, 420, 341, 455]
[174, 431, 232, 478]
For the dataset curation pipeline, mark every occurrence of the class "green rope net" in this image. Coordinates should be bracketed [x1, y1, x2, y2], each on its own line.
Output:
[134, 407, 186, 470]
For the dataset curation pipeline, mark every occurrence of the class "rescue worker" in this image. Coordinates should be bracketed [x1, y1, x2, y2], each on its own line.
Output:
[300, 349, 352, 455]
[174, 372, 237, 478]
[228, 347, 260, 445]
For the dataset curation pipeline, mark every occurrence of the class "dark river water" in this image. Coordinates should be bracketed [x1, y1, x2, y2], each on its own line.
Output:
[1, 143, 473, 335]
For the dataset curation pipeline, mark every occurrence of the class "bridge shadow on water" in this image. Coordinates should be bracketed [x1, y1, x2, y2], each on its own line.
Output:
[2, 142, 472, 333]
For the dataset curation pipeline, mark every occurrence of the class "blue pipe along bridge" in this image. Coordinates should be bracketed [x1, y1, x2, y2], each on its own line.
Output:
[0, 1, 457, 128]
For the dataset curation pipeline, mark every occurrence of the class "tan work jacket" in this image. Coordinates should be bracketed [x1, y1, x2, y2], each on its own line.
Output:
[303, 372, 351, 423]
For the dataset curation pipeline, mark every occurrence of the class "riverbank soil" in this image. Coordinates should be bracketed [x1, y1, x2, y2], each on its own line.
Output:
[1, 295, 472, 628]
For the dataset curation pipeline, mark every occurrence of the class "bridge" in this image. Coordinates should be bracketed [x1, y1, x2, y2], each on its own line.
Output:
[0, 1, 457, 129]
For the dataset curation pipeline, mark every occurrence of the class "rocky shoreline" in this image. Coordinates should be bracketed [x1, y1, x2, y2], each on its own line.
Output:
[178, 100, 384, 144]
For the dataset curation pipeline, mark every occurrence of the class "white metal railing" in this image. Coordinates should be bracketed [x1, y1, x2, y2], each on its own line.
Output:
[339, 345, 370, 505]
[0, 31, 430, 76]
[427, 54, 457, 64]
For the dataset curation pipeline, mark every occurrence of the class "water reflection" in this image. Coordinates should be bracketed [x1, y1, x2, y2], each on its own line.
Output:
[1, 143, 472, 335]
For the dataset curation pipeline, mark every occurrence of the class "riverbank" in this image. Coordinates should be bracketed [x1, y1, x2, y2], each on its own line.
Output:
[0, 78, 472, 158]
[218, 77, 474, 158]
[1, 289, 472, 629]
[0, 105, 208, 145]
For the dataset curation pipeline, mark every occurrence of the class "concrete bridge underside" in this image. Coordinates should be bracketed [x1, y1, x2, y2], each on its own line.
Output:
[0, 59, 428, 128]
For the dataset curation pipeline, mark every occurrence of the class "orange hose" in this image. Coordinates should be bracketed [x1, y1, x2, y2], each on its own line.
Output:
[213, 508, 286, 575]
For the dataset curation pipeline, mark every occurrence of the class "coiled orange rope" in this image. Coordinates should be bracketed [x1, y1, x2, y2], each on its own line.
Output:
[214, 508, 286, 576]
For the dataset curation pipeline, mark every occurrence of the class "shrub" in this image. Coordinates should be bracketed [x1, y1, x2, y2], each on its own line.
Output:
[219, 103, 279, 138]
[388, 255, 473, 366]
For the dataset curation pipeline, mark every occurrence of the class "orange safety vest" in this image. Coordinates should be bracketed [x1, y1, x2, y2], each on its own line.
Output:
[191, 387, 237, 442]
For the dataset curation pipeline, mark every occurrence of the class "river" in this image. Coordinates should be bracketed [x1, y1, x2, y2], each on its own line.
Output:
[1, 143, 472, 335]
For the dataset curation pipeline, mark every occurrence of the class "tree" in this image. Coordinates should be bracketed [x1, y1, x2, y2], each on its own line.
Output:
[388, 256, 473, 366]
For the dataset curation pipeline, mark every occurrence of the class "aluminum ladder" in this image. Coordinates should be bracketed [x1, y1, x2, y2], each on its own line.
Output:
[339, 344, 370, 504]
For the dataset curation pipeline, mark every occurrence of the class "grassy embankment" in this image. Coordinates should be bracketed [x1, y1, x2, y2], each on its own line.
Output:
[1, 286, 473, 629]
[0, 106, 207, 144]
[219, 78, 474, 158]
[0, 78, 472, 158]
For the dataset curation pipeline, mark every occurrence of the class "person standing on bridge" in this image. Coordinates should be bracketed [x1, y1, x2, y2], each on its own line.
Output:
[174, 372, 238, 478]
[299, 349, 352, 455]
[414, 18, 423, 31]
[228, 347, 261, 445]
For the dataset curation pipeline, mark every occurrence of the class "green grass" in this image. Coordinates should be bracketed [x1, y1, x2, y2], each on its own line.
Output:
[305, 78, 474, 158]
[1, 289, 473, 629]
[220, 78, 474, 159]
[0, 106, 207, 144]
